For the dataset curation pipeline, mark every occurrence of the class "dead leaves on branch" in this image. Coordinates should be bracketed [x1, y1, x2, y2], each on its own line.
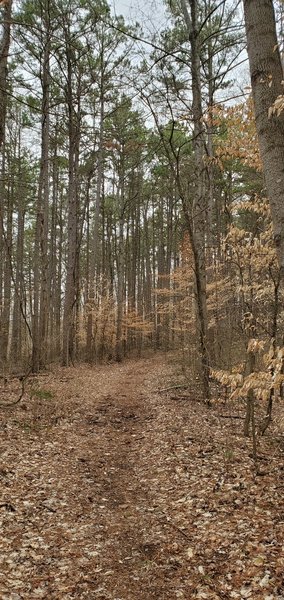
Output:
[268, 94, 284, 118]
[212, 98, 262, 172]
[212, 340, 284, 405]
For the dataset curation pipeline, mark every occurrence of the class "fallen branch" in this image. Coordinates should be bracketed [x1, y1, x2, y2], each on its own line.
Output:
[219, 414, 244, 419]
[0, 367, 31, 408]
[40, 501, 57, 513]
[155, 384, 189, 393]
[160, 511, 190, 540]
[170, 395, 191, 401]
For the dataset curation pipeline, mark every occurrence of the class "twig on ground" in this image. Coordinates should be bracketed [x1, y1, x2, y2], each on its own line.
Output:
[155, 384, 189, 393]
[160, 510, 190, 540]
[0, 367, 31, 408]
[219, 414, 245, 419]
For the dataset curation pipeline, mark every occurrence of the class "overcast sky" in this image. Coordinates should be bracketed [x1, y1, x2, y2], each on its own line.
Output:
[110, 0, 249, 103]
[110, 0, 169, 34]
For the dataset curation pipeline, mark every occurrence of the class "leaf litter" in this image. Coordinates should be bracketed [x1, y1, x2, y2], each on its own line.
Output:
[0, 355, 283, 599]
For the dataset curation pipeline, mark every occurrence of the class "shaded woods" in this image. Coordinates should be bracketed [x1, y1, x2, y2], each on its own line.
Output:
[0, 0, 284, 436]
[1, 2, 284, 599]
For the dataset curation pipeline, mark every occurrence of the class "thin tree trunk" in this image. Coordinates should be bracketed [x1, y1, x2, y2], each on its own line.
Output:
[0, 187, 12, 366]
[86, 79, 105, 362]
[31, 3, 51, 371]
[244, 349, 256, 436]
[116, 160, 125, 363]
[62, 42, 80, 366]
[56, 189, 63, 357]
[0, 0, 12, 151]
[48, 125, 59, 359]
[10, 179, 25, 364]
[38, 5, 51, 368]
[0, 0, 12, 367]
[156, 201, 165, 350]
[179, 0, 210, 401]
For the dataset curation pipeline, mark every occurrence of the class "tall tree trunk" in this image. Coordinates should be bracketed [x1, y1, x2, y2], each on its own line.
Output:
[62, 59, 79, 366]
[38, 5, 51, 368]
[10, 173, 25, 364]
[31, 2, 51, 371]
[243, 0, 284, 273]
[48, 125, 59, 359]
[0, 185, 12, 366]
[143, 205, 153, 320]
[56, 188, 63, 357]
[0, 0, 12, 151]
[116, 159, 125, 363]
[156, 201, 165, 350]
[179, 0, 210, 401]
[86, 77, 105, 362]
[116, 216, 125, 362]
[0, 0, 12, 367]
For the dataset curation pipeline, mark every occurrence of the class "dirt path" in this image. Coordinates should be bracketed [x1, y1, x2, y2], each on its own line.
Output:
[0, 356, 283, 599]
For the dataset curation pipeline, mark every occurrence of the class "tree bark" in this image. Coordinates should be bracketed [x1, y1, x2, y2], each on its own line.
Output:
[0, 1, 12, 367]
[0, 0, 12, 151]
[243, 0, 284, 272]
[62, 37, 80, 366]
[31, 1, 51, 372]
[86, 74, 105, 362]
[179, 0, 210, 401]
[38, 3, 51, 368]
[0, 184, 12, 366]
[116, 161, 125, 363]
[10, 172, 25, 364]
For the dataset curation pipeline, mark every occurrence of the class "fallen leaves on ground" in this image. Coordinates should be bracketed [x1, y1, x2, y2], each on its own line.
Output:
[0, 355, 283, 599]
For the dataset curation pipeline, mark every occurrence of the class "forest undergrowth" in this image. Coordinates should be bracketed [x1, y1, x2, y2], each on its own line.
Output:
[0, 354, 283, 600]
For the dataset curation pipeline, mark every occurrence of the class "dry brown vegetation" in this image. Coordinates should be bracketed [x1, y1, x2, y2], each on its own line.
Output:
[0, 355, 283, 600]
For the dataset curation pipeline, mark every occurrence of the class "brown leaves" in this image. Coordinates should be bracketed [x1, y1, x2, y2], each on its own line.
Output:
[0, 358, 283, 598]
[268, 94, 284, 118]
[213, 98, 262, 172]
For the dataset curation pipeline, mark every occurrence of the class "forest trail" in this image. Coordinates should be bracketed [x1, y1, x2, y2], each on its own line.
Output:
[0, 356, 284, 600]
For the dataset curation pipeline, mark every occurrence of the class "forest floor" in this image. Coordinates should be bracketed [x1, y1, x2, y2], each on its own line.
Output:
[0, 354, 284, 600]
